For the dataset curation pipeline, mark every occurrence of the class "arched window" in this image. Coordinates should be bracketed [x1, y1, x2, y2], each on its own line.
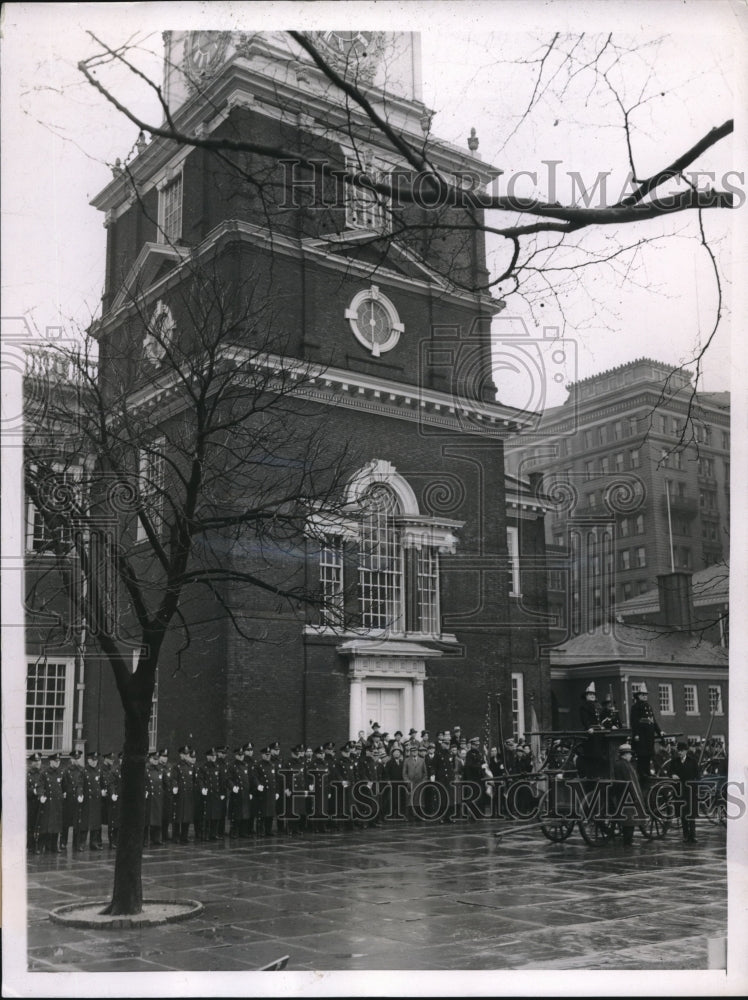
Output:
[310, 459, 462, 638]
[359, 484, 403, 631]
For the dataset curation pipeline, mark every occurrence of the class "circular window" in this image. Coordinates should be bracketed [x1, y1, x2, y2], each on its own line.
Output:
[344, 285, 403, 357]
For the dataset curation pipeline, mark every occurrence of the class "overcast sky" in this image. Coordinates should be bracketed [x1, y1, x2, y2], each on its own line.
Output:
[2, 1, 744, 409]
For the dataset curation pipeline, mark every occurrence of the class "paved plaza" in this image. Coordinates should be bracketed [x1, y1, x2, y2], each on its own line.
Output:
[21, 815, 728, 976]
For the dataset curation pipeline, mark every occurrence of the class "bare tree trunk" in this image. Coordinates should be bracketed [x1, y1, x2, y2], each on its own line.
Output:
[101, 707, 149, 915]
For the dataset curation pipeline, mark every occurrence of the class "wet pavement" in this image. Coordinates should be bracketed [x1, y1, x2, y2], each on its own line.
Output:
[25, 817, 727, 973]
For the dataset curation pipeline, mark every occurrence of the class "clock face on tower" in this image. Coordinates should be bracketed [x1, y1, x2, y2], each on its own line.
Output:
[345, 286, 403, 357]
[185, 31, 229, 75]
[317, 31, 373, 57]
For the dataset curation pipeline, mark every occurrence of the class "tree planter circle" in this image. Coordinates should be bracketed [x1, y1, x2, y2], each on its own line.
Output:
[49, 898, 203, 929]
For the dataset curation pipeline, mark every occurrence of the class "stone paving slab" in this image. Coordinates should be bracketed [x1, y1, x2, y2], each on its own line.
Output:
[22, 818, 728, 974]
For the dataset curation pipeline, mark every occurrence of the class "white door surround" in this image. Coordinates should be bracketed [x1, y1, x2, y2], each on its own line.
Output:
[338, 638, 440, 739]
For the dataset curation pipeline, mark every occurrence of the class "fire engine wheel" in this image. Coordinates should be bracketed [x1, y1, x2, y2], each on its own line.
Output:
[539, 820, 575, 842]
[578, 818, 614, 846]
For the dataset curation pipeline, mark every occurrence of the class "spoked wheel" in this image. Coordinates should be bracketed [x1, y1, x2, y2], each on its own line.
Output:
[647, 782, 677, 838]
[539, 820, 575, 842]
[643, 814, 671, 839]
[707, 797, 727, 827]
[578, 818, 614, 846]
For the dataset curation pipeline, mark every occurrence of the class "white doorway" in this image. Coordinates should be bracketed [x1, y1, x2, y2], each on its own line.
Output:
[365, 687, 403, 735]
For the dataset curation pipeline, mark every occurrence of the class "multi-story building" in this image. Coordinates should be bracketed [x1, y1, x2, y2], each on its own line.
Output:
[505, 358, 730, 637]
[24, 31, 553, 755]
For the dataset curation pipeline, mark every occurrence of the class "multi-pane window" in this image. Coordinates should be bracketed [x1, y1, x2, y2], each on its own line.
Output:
[630, 449, 640, 469]
[137, 439, 165, 542]
[359, 485, 403, 631]
[622, 581, 633, 600]
[671, 451, 683, 470]
[708, 685, 723, 715]
[26, 659, 73, 752]
[635, 546, 647, 568]
[620, 517, 629, 537]
[584, 460, 594, 481]
[416, 546, 440, 634]
[620, 549, 631, 570]
[345, 155, 390, 232]
[659, 683, 673, 714]
[615, 452, 624, 473]
[26, 469, 81, 554]
[319, 537, 345, 626]
[158, 173, 183, 243]
[599, 457, 609, 475]
[634, 514, 645, 534]
[511, 672, 525, 740]
[598, 425, 607, 445]
[684, 684, 698, 715]
[613, 421, 623, 441]
[506, 526, 521, 596]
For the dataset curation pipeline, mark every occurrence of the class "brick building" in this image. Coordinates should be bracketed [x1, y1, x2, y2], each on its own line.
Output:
[25, 31, 552, 755]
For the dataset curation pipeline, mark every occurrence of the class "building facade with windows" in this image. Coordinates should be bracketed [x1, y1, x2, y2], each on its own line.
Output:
[24, 31, 552, 754]
[505, 358, 730, 639]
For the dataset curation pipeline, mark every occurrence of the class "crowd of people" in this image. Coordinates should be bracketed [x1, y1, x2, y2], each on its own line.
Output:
[26, 710, 727, 855]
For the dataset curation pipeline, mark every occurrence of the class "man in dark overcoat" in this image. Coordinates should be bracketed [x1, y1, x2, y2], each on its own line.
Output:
[170, 745, 196, 844]
[579, 683, 606, 780]
[196, 747, 224, 841]
[99, 751, 115, 845]
[27, 754, 43, 853]
[611, 742, 646, 845]
[669, 740, 701, 843]
[36, 752, 65, 853]
[60, 750, 84, 849]
[630, 686, 663, 783]
[253, 745, 281, 836]
[144, 751, 164, 846]
[78, 750, 104, 851]
[228, 745, 252, 838]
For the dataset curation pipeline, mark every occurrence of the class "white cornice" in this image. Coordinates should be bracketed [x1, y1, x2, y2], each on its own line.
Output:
[97, 218, 503, 336]
[124, 347, 532, 436]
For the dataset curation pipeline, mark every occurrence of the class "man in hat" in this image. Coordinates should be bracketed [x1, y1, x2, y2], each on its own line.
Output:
[76, 750, 104, 851]
[158, 748, 171, 843]
[611, 742, 646, 846]
[600, 696, 621, 730]
[215, 746, 230, 837]
[669, 741, 701, 843]
[99, 751, 115, 846]
[27, 753, 43, 853]
[579, 682, 606, 780]
[367, 722, 382, 745]
[144, 751, 164, 846]
[171, 745, 196, 844]
[196, 748, 224, 841]
[37, 752, 65, 853]
[228, 745, 252, 838]
[60, 750, 83, 849]
[280, 744, 307, 836]
[253, 746, 280, 836]
[462, 737, 489, 818]
[630, 686, 663, 782]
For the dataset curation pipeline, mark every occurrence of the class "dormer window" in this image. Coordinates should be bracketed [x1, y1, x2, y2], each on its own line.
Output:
[158, 171, 183, 243]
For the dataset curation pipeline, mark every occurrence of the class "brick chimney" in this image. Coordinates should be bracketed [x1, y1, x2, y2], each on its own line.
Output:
[656, 572, 693, 630]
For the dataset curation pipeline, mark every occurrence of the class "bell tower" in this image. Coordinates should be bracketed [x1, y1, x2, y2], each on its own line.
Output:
[163, 30, 424, 123]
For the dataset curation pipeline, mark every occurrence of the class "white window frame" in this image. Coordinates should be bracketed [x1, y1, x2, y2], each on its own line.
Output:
[658, 683, 674, 716]
[511, 672, 525, 741]
[506, 526, 521, 597]
[137, 438, 166, 543]
[26, 657, 75, 753]
[344, 153, 391, 233]
[683, 683, 699, 715]
[708, 685, 724, 716]
[359, 485, 404, 633]
[158, 171, 183, 243]
[25, 466, 83, 554]
[319, 536, 345, 627]
[416, 545, 440, 635]
[630, 682, 646, 699]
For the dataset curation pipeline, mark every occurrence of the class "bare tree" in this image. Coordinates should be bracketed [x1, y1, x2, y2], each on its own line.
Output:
[25, 258, 355, 914]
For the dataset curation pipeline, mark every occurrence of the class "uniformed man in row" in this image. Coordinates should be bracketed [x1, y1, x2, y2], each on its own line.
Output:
[145, 749, 164, 846]
[228, 744, 253, 838]
[171, 745, 196, 844]
[196, 747, 224, 841]
[27, 753, 44, 853]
